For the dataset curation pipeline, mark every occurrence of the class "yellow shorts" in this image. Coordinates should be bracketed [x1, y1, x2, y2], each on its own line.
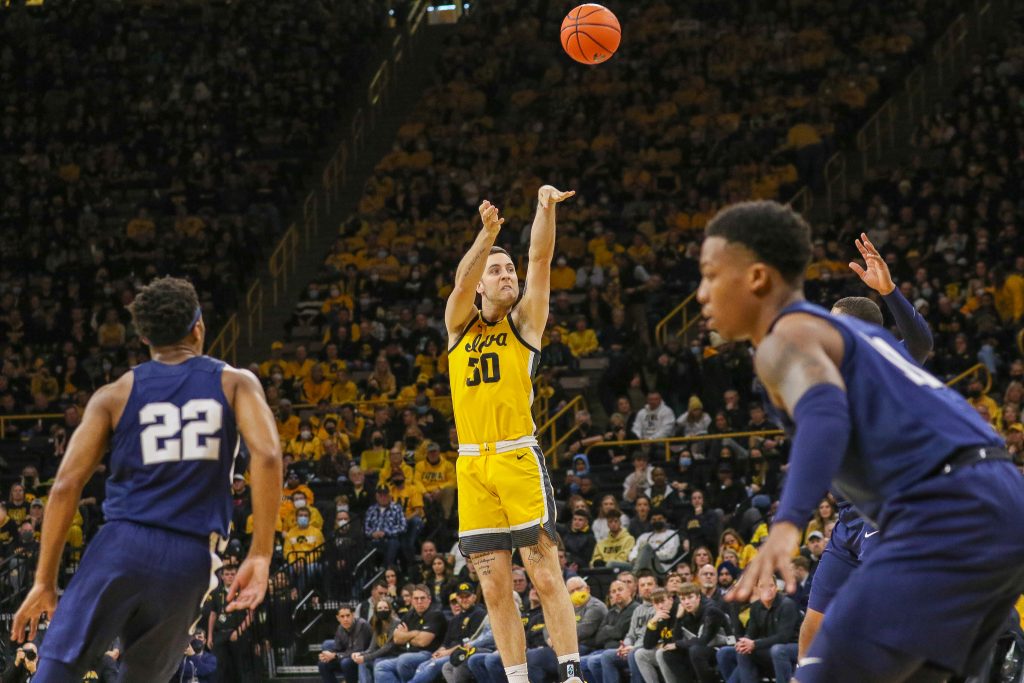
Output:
[457, 446, 557, 555]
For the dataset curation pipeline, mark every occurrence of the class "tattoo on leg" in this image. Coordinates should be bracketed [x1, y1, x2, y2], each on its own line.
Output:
[528, 546, 543, 564]
[474, 552, 496, 576]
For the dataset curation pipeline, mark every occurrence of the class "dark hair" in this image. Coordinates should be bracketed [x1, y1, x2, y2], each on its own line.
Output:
[832, 296, 884, 326]
[706, 200, 812, 283]
[490, 246, 511, 258]
[127, 276, 200, 346]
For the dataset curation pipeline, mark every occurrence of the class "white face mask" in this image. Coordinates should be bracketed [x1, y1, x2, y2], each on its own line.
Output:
[294, 499, 306, 509]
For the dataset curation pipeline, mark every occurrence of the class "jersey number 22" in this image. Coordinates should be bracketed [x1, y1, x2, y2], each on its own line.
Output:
[139, 399, 223, 465]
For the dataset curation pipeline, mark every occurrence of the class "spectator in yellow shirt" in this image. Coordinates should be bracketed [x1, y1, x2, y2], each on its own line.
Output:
[283, 491, 324, 532]
[550, 255, 577, 291]
[380, 443, 415, 483]
[286, 421, 324, 462]
[389, 472, 426, 561]
[360, 431, 389, 476]
[302, 365, 333, 405]
[567, 317, 599, 358]
[276, 399, 301, 443]
[338, 404, 366, 444]
[125, 207, 156, 241]
[317, 416, 352, 457]
[967, 378, 1002, 429]
[331, 368, 359, 405]
[286, 345, 316, 381]
[283, 507, 325, 562]
[259, 341, 286, 378]
[415, 442, 457, 520]
[591, 509, 635, 569]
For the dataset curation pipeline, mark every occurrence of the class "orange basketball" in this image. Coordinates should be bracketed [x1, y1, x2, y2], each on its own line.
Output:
[560, 4, 621, 65]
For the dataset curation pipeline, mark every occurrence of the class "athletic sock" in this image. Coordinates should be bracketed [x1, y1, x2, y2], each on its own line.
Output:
[504, 663, 529, 683]
[557, 653, 583, 682]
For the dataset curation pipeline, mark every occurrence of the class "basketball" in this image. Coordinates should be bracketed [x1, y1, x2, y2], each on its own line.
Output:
[560, 4, 621, 65]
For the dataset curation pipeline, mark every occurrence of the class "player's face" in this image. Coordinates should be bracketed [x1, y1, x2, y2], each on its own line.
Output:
[697, 237, 763, 341]
[477, 253, 519, 308]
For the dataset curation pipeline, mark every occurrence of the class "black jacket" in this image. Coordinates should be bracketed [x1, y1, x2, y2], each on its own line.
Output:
[745, 596, 800, 651]
[672, 598, 731, 649]
[442, 605, 486, 647]
[329, 618, 373, 657]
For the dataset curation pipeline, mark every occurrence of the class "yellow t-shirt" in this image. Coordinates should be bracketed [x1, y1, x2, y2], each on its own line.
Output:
[416, 458, 456, 493]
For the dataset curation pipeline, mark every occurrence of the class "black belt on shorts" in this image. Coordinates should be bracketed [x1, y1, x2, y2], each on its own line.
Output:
[933, 445, 1011, 476]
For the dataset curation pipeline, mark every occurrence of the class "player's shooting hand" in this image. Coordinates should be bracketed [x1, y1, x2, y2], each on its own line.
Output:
[226, 555, 270, 613]
[478, 200, 505, 233]
[727, 522, 801, 603]
[537, 185, 576, 209]
[10, 583, 57, 643]
[849, 232, 895, 295]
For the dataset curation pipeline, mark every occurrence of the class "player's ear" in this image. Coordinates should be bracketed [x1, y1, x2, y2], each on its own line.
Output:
[748, 263, 772, 296]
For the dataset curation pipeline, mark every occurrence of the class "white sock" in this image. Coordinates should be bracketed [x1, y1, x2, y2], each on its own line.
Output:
[504, 663, 529, 683]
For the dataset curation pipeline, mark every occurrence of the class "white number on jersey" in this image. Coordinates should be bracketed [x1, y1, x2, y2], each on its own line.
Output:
[139, 399, 223, 465]
[864, 334, 944, 389]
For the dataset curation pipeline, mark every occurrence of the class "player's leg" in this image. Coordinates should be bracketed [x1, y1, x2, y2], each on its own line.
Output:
[800, 536, 858, 658]
[32, 523, 143, 681]
[117, 529, 217, 681]
[507, 448, 581, 681]
[457, 453, 526, 677]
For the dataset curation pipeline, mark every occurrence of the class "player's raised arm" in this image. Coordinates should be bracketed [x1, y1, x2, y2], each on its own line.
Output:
[225, 368, 283, 612]
[849, 233, 933, 363]
[513, 185, 575, 340]
[11, 380, 123, 642]
[729, 315, 850, 603]
[445, 201, 505, 335]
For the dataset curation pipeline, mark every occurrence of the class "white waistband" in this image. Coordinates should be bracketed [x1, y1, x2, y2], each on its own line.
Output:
[458, 435, 539, 456]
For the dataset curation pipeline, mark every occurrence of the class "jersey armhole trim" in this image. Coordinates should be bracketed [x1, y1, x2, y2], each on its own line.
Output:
[508, 315, 541, 355]
[448, 314, 478, 353]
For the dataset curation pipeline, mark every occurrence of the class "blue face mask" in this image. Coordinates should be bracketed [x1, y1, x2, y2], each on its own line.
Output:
[680, 457, 693, 468]
[297, 516, 310, 529]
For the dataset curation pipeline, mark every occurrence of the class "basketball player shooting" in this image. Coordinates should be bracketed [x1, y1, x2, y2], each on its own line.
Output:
[444, 185, 584, 683]
[10, 277, 283, 682]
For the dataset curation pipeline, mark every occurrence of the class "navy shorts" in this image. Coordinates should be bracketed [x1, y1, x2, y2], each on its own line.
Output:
[807, 517, 879, 613]
[815, 460, 1024, 674]
[35, 521, 217, 682]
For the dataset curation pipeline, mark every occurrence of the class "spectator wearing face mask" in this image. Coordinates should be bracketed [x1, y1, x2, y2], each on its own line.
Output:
[284, 507, 325, 562]
[360, 431, 390, 477]
[287, 420, 325, 463]
[284, 491, 324, 532]
[176, 629, 217, 683]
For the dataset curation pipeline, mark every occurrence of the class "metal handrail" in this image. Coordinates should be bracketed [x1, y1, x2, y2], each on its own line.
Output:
[585, 430, 786, 463]
[536, 395, 585, 467]
[945, 362, 992, 394]
[246, 280, 264, 347]
[654, 290, 700, 347]
[787, 185, 812, 217]
[545, 423, 582, 465]
[207, 315, 239, 365]
[823, 152, 846, 216]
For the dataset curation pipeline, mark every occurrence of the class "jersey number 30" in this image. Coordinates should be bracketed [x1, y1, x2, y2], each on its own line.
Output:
[139, 399, 223, 465]
[466, 353, 501, 386]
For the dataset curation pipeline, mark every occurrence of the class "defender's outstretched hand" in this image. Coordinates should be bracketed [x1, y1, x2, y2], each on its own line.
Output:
[478, 200, 505, 233]
[726, 522, 801, 603]
[849, 232, 895, 295]
[10, 583, 57, 643]
[538, 186, 575, 209]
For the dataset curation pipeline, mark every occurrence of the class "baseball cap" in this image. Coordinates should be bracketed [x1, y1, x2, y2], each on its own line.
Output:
[1009, 423, 1024, 433]
[807, 531, 824, 541]
[233, 473, 246, 481]
[426, 441, 440, 451]
[30, 499, 43, 508]
[271, 341, 284, 350]
[456, 581, 476, 595]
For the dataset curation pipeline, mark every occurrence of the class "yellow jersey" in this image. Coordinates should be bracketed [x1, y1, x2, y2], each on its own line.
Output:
[449, 311, 539, 445]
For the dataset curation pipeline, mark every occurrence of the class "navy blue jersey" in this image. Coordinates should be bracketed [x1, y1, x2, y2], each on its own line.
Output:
[104, 356, 238, 537]
[769, 301, 1001, 523]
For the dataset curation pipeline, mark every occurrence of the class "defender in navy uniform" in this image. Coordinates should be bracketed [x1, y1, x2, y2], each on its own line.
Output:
[11, 277, 283, 682]
[699, 201, 1024, 682]
[798, 232, 934, 659]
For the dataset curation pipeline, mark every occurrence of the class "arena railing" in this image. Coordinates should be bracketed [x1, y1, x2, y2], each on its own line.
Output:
[946, 362, 992, 395]
[824, 0, 1001, 218]
[654, 290, 700, 348]
[584, 429, 786, 464]
[536, 395, 586, 466]
[205, 0, 432, 366]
